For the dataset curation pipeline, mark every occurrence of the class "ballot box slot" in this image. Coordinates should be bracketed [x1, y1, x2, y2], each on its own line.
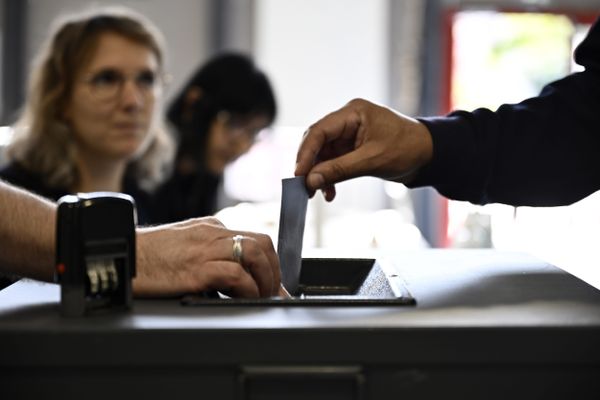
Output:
[181, 258, 416, 306]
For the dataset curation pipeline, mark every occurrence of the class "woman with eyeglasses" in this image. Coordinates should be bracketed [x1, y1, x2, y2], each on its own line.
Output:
[0, 8, 285, 297]
[151, 53, 277, 223]
[0, 7, 172, 225]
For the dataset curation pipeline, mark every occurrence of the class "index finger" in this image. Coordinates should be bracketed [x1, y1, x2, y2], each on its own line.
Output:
[294, 105, 361, 177]
[239, 231, 280, 296]
[236, 235, 277, 297]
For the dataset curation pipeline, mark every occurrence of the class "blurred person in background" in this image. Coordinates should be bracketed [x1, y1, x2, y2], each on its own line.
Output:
[0, 7, 173, 225]
[151, 53, 277, 223]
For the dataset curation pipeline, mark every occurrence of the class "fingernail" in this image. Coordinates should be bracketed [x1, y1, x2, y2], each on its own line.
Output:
[308, 173, 324, 189]
[324, 187, 335, 202]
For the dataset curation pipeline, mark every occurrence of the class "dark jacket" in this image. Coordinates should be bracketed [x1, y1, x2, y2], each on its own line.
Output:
[409, 18, 600, 207]
[0, 162, 153, 225]
[150, 166, 220, 224]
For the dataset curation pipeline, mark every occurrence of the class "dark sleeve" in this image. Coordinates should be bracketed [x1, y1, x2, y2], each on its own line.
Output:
[0, 162, 65, 201]
[0, 162, 34, 188]
[408, 18, 600, 207]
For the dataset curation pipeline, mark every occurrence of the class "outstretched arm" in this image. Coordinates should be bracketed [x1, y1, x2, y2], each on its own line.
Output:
[0, 180, 56, 282]
[0, 180, 281, 298]
[297, 19, 600, 207]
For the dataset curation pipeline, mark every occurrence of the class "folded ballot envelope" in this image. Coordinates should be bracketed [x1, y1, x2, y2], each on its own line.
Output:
[277, 176, 309, 294]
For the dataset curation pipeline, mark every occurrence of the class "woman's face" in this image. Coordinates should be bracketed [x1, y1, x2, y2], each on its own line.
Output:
[205, 111, 271, 175]
[64, 32, 161, 163]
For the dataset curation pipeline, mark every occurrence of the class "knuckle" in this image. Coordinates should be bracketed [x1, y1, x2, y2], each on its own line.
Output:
[244, 238, 262, 261]
[221, 267, 245, 288]
[306, 122, 319, 134]
[330, 162, 349, 180]
[347, 98, 364, 107]
[203, 217, 224, 227]
[254, 233, 274, 250]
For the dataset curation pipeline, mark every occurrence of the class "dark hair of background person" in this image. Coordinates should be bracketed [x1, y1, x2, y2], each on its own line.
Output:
[167, 52, 276, 164]
[151, 52, 277, 223]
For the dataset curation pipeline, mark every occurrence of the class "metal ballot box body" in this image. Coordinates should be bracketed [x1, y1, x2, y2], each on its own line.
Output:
[1, 250, 600, 399]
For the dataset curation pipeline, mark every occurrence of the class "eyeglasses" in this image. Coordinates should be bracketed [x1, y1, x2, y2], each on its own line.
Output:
[82, 68, 165, 102]
[217, 111, 267, 142]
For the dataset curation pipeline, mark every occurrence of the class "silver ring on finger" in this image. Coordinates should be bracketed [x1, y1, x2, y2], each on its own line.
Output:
[232, 234, 244, 264]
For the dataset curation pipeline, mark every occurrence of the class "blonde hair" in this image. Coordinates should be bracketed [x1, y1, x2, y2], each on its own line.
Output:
[7, 7, 174, 191]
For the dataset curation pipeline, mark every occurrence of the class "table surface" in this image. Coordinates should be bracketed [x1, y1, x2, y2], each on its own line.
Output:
[1, 249, 600, 367]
